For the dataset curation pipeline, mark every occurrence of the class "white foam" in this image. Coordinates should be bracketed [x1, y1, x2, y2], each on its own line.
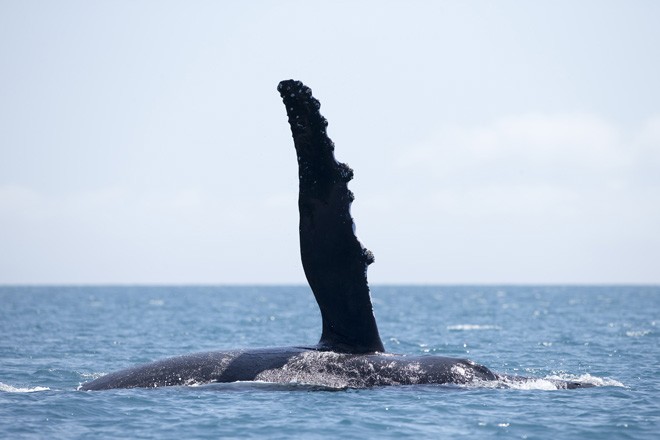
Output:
[546, 373, 625, 388]
[502, 378, 561, 390]
[0, 382, 50, 393]
[468, 373, 625, 390]
[447, 324, 501, 331]
[468, 377, 559, 390]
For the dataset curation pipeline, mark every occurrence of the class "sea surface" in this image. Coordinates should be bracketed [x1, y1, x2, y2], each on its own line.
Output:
[1, 285, 658, 439]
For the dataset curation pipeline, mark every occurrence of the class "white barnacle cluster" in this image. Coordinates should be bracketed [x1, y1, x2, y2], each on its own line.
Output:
[367, 360, 402, 386]
[450, 363, 470, 382]
[372, 359, 425, 386]
[401, 361, 424, 385]
[210, 352, 239, 377]
[255, 351, 352, 389]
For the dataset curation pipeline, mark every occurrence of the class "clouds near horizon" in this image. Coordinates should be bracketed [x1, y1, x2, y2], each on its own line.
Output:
[1, 1, 658, 283]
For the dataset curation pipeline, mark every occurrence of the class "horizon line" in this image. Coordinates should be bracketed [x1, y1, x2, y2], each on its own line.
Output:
[1, 282, 658, 288]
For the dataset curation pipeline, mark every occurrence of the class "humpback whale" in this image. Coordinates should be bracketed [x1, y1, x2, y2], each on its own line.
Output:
[81, 80, 589, 391]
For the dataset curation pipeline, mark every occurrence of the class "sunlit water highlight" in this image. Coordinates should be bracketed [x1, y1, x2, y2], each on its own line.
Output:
[1, 286, 658, 438]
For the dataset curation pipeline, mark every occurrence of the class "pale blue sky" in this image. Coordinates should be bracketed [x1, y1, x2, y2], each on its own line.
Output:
[1, 1, 659, 284]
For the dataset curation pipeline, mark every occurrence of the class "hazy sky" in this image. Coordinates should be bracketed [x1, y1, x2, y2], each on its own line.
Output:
[1, 1, 659, 284]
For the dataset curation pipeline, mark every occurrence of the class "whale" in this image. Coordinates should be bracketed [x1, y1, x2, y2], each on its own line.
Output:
[81, 80, 590, 391]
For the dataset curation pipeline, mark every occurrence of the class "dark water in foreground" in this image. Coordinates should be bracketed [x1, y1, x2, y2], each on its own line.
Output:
[1, 285, 658, 438]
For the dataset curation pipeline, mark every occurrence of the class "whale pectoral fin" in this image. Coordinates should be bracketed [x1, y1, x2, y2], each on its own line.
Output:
[278, 80, 384, 354]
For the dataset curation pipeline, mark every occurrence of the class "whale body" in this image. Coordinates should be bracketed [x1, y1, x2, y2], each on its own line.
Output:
[81, 80, 591, 391]
[80, 347, 502, 390]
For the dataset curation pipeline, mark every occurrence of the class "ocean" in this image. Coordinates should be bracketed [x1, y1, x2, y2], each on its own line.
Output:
[1, 285, 658, 439]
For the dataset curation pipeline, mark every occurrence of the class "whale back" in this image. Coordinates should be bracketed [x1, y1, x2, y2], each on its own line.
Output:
[278, 80, 384, 354]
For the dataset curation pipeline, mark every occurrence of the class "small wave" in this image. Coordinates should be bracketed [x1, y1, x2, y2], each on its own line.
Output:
[0, 382, 50, 393]
[503, 378, 559, 390]
[545, 373, 625, 388]
[471, 377, 559, 390]
[626, 330, 651, 337]
[465, 374, 625, 391]
[469, 373, 625, 390]
[447, 324, 501, 331]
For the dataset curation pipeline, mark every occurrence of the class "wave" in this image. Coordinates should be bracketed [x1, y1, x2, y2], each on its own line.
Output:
[0, 382, 50, 393]
[473, 373, 626, 390]
[447, 324, 501, 331]
[544, 373, 625, 388]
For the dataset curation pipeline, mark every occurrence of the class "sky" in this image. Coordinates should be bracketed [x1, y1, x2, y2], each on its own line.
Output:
[1, 1, 659, 284]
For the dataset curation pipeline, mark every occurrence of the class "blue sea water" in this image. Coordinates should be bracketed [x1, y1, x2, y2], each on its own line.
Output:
[1, 285, 658, 439]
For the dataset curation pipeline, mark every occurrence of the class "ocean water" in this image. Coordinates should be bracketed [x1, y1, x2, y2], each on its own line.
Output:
[1, 285, 658, 439]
